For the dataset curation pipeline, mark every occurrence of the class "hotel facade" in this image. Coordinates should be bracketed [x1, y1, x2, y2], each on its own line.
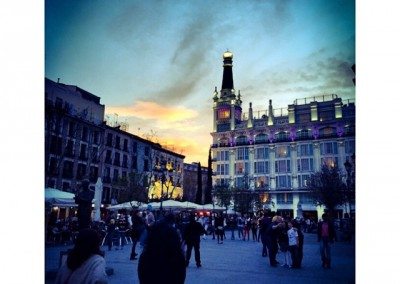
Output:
[210, 51, 355, 220]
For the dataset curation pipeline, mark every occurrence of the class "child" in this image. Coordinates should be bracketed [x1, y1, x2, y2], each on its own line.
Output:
[287, 220, 300, 268]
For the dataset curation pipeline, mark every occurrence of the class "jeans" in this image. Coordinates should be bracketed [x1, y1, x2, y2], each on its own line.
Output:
[237, 226, 243, 239]
[186, 241, 201, 265]
[320, 237, 331, 265]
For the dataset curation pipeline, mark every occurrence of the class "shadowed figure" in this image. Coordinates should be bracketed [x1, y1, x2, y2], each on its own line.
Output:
[74, 179, 94, 230]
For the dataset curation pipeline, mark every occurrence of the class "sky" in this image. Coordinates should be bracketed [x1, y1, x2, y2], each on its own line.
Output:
[45, 0, 355, 165]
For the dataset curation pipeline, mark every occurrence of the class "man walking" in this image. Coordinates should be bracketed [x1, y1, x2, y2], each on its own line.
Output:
[317, 213, 336, 268]
[183, 214, 206, 268]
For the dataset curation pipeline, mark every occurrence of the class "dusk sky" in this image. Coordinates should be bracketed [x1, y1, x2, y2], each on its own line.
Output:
[45, 0, 355, 165]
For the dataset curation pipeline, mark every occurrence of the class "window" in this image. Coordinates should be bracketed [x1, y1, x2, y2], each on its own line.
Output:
[320, 142, 338, 155]
[254, 161, 269, 174]
[275, 160, 291, 173]
[235, 162, 249, 174]
[236, 136, 247, 145]
[114, 152, 120, 166]
[297, 144, 313, 156]
[113, 169, 119, 182]
[277, 193, 293, 204]
[144, 159, 149, 171]
[297, 174, 311, 187]
[321, 157, 338, 168]
[255, 134, 268, 144]
[115, 136, 121, 149]
[217, 150, 229, 161]
[255, 147, 269, 159]
[81, 127, 88, 142]
[79, 144, 87, 160]
[145, 146, 150, 157]
[77, 163, 86, 179]
[236, 147, 249, 160]
[217, 164, 229, 175]
[299, 193, 314, 204]
[65, 140, 74, 157]
[93, 131, 99, 144]
[132, 142, 138, 153]
[123, 139, 128, 151]
[62, 161, 74, 178]
[276, 131, 289, 142]
[275, 145, 290, 158]
[105, 150, 112, 164]
[255, 176, 269, 188]
[122, 155, 128, 167]
[276, 175, 292, 188]
[131, 156, 137, 170]
[91, 146, 98, 162]
[319, 110, 334, 121]
[68, 121, 75, 137]
[218, 108, 230, 119]
[297, 158, 314, 172]
[345, 140, 355, 154]
[106, 133, 113, 146]
[298, 113, 310, 123]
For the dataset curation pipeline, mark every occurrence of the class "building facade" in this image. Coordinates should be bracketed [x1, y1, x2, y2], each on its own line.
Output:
[45, 78, 184, 204]
[211, 52, 355, 220]
[182, 162, 208, 203]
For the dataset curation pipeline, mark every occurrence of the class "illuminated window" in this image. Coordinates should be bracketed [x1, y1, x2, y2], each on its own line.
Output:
[276, 145, 290, 158]
[218, 108, 230, 119]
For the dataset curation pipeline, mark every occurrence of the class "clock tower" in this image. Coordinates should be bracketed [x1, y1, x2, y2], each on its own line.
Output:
[212, 50, 243, 133]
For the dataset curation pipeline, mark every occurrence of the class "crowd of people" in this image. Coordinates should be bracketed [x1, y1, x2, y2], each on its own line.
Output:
[52, 209, 341, 283]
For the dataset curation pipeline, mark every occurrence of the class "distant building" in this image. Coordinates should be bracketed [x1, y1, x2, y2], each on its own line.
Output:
[182, 162, 208, 203]
[210, 52, 355, 220]
[45, 78, 184, 205]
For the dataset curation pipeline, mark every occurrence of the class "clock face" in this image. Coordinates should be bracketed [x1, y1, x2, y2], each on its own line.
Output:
[218, 108, 230, 120]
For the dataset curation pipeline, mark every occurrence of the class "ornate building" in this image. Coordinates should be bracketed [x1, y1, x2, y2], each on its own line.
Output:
[211, 51, 355, 220]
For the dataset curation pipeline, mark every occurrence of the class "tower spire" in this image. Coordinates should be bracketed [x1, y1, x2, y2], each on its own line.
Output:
[221, 50, 234, 92]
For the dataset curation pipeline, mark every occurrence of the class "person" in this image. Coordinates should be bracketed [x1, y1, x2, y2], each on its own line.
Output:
[251, 215, 258, 242]
[74, 179, 94, 230]
[287, 220, 300, 268]
[237, 215, 244, 240]
[318, 213, 336, 269]
[292, 219, 304, 268]
[138, 213, 186, 284]
[130, 211, 145, 260]
[266, 215, 281, 267]
[55, 228, 107, 284]
[259, 211, 271, 257]
[117, 214, 129, 250]
[214, 212, 224, 244]
[227, 215, 237, 240]
[106, 219, 119, 251]
[243, 214, 251, 241]
[278, 219, 290, 268]
[183, 213, 206, 268]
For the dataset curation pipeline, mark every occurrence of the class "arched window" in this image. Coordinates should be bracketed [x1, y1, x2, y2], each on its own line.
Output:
[319, 127, 336, 138]
[255, 133, 268, 144]
[236, 135, 248, 146]
[275, 131, 289, 142]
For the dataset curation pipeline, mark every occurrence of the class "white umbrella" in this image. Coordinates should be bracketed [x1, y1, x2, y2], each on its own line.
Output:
[93, 177, 103, 221]
[201, 203, 225, 211]
[108, 200, 147, 210]
[180, 201, 202, 210]
[45, 187, 76, 206]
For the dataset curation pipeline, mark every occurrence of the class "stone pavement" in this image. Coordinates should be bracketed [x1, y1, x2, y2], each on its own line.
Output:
[45, 233, 355, 284]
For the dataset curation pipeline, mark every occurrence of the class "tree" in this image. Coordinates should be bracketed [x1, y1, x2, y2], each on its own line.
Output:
[195, 162, 203, 204]
[232, 188, 254, 214]
[116, 172, 150, 208]
[307, 165, 347, 215]
[213, 184, 232, 210]
[204, 148, 213, 204]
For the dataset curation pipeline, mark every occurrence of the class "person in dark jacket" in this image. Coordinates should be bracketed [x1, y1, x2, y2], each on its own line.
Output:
[317, 213, 336, 269]
[130, 211, 145, 260]
[292, 219, 304, 268]
[138, 213, 186, 284]
[183, 214, 206, 268]
[259, 211, 272, 257]
[266, 215, 282, 267]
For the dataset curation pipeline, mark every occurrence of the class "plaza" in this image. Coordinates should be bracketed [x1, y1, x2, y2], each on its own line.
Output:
[45, 232, 355, 283]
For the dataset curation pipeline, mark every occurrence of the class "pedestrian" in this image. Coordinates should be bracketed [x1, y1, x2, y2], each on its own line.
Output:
[292, 219, 304, 268]
[266, 215, 281, 267]
[251, 215, 258, 242]
[259, 211, 272, 257]
[287, 220, 300, 268]
[243, 214, 251, 241]
[228, 215, 237, 240]
[55, 228, 107, 284]
[106, 219, 119, 251]
[183, 213, 206, 268]
[237, 215, 244, 239]
[138, 213, 186, 284]
[317, 213, 336, 269]
[214, 212, 225, 244]
[278, 219, 290, 268]
[130, 211, 145, 261]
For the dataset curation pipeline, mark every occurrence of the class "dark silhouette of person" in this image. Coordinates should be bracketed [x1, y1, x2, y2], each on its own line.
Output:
[318, 213, 336, 268]
[55, 228, 107, 284]
[183, 214, 206, 268]
[74, 179, 94, 230]
[130, 210, 145, 260]
[138, 213, 186, 284]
